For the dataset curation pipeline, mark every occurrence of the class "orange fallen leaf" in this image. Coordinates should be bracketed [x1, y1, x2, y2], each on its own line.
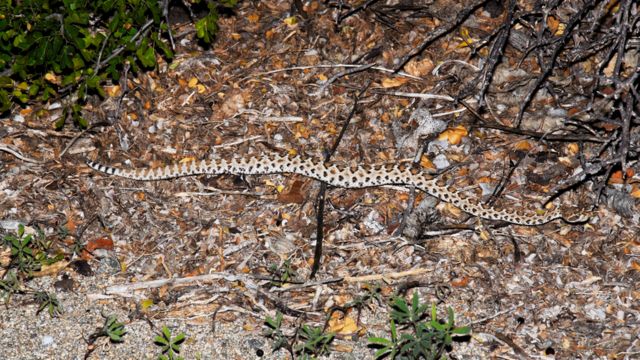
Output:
[631, 260, 640, 272]
[328, 315, 358, 335]
[81, 237, 114, 260]
[438, 126, 468, 145]
[420, 155, 435, 170]
[20, 107, 33, 116]
[134, 191, 145, 201]
[567, 143, 579, 155]
[277, 180, 305, 204]
[547, 16, 560, 34]
[451, 276, 470, 287]
[265, 28, 276, 40]
[247, 13, 260, 23]
[381, 77, 408, 88]
[610, 169, 634, 184]
[515, 140, 532, 151]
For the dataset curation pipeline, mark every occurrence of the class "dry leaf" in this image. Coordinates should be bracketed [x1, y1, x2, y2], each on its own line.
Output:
[381, 77, 408, 88]
[547, 16, 560, 34]
[328, 316, 358, 335]
[106, 85, 121, 97]
[283, 16, 297, 26]
[443, 202, 463, 218]
[32, 260, 70, 277]
[405, 58, 434, 77]
[567, 143, 579, 155]
[456, 27, 476, 48]
[247, 13, 260, 23]
[265, 28, 276, 40]
[134, 191, 145, 201]
[44, 72, 61, 85]
[451, 276, 470, 287]
[140, 298, 154, 311]
[82, 237, 114, 260]
[438, 126, 468, 145]
[277, 180, 305, 204]
[515, 140, 532, 151]
[420, 155, 435, 170]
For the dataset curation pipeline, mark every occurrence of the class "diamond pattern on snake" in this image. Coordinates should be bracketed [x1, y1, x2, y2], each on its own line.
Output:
[86, 153, 588, 226]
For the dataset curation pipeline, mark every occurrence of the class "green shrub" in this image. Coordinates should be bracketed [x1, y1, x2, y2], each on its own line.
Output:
[0, 0, 237, 125]
[369, 292, 471, 360]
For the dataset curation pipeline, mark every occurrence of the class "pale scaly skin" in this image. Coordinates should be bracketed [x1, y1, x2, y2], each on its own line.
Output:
[86, 153, 589, 226]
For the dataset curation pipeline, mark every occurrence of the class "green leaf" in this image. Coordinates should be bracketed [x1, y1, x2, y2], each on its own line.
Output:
[195, 11, 219, 44]
[452, 326, 471, 335]
[0, 76, 12, 88]
[76, 116, 88, 128]
[86, 75, 100, 89]
[373, 347, 392, 359]
[136, 45, 155, 68]
[0, 90, 10, 112]
[154, 335, 168, 346]
[54, 116, 66, 130]
[28, 83, 40, 96]
[152, 33, 173, 59]
[172, 332, 186, 344]
[368, 337, 392, 346]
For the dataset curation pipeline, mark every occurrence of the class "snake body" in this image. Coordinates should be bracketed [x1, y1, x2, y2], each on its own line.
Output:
[86, 153, 588, 226]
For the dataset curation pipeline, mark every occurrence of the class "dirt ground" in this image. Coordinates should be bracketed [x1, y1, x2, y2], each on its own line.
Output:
[1, 1, 639, 359]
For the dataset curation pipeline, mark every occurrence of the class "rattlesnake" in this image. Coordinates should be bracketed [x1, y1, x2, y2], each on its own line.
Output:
[86, 153, 589, 226]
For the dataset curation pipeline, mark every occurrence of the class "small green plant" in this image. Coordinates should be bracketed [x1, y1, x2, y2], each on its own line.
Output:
[267, 259, 298, 286]
[264, 311, 289, 354]
[2, 224, 63, 277]
[4, 224, 38, 274]
[368, 292, 471, 360]
[0, 270, 21, 301]
[263, 311, 336, 359]
[154, 326, 186, 360]
[34, 291, 63, 318]
[295, 324, 335, 358]
[89, 314, 127, 343]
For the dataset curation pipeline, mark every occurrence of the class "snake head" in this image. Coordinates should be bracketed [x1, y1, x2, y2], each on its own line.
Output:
[560, 208, 593, 224]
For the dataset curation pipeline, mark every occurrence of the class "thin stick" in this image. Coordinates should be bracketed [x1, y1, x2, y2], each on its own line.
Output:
[0, 145, 44, 164]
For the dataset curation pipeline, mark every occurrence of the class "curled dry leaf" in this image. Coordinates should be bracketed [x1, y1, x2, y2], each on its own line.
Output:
[438, 125, 468, 145]
[328, 315, 358, 335]
[381, 77, 408, 88]
[404, 57, 434, 77]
